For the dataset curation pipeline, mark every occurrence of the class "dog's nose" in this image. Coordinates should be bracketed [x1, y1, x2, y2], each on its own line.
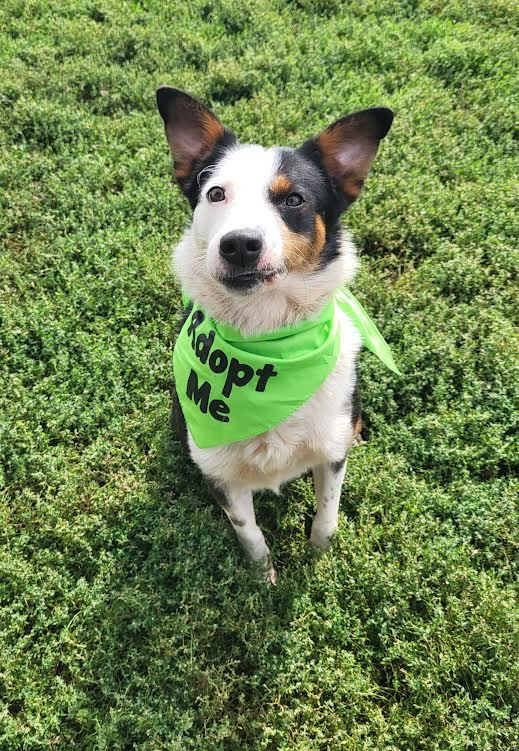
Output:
[219, 229, 264, 268]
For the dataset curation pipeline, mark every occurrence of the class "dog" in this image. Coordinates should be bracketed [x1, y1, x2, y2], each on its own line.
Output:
[157, 86, 393, 583]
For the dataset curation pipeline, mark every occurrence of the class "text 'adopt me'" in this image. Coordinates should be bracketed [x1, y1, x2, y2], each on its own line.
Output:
[184, 309, 278, 422]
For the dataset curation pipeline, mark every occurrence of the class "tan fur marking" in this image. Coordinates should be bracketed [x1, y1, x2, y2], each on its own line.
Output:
[314, 215, 326, 250]
[283, 215, 326, 272]
[173, 109, 224, 179]
[352, 415, 364, 447]
[174, 160, 191, 178]
[342, 175, 363, 198]
[317, 124, 346, 181]
[317, 122, 366, 199]
[317, 123, 345, 158]
[270, 174, 292, 195]
[200, 110, 225, 147]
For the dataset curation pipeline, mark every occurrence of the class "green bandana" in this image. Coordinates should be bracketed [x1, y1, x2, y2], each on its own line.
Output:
[173, 288, 400, 449]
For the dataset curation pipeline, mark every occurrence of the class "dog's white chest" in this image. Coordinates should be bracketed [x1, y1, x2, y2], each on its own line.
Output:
[188, 311, 361, 492]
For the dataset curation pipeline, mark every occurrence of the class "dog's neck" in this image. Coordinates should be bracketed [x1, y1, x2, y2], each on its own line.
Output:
[174, 230, 358, 336]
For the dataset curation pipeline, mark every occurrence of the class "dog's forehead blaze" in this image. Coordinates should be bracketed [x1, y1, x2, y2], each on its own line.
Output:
[283, 215, 326, 272]
[208, 144, 280, 193]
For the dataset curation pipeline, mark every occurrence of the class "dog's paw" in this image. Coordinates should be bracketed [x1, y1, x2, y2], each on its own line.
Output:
[251, 556, 277, 585]
[352, 432, 364, 448]
[309, 524, 336, 551]
[265, 564, 277, 586]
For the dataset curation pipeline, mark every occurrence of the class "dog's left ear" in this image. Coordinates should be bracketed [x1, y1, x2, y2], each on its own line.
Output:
[156, 86, 234, 192]
[304, 107, 393, 203]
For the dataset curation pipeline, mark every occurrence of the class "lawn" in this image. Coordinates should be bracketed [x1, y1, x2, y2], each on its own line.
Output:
[1, 1, 518, 748]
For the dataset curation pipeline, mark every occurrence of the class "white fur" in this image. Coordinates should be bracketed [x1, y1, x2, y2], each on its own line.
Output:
[187, 309, 360, 493]
[174, 144, 358, 335]
[172, 143, 362, 578]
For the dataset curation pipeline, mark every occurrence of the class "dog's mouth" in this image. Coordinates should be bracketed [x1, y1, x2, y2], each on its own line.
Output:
[218, 268, 280, 293]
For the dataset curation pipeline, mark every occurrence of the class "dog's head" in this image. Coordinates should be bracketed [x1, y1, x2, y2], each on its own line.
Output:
[157, 87, 392, 331]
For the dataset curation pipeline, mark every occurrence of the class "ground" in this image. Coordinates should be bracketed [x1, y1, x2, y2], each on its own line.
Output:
[1, 1, 518, 749]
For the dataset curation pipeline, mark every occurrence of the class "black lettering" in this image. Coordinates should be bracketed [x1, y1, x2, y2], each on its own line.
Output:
[208, 349, 228, 374]
[186, 369, 210, 413]
[195, 329, 215, 364]
[187, 310, 205, 348]
[209, 399, 230, 422]
[222, 358, 254, 398]
[255, 363, 278, 392]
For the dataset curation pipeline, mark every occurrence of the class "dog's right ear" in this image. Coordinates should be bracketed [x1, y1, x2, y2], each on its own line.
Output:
[156, 87, 234, 194]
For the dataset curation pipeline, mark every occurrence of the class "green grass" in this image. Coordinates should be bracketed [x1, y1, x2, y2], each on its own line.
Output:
[1, 1, 518, 748]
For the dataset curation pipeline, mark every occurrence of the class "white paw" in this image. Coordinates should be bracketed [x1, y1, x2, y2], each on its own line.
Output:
[309, 524, 336, 551]
[251, 555, 277, 585]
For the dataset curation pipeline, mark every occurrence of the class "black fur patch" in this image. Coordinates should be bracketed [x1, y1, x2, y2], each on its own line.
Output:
[298, 137, 354, 216]
[170, 303, 193, 453]
[171, 385, 189, 454]
[269, 147, 350, 269]
[275, 152, 322, 233]
[206, 476, 229, 509]
[330, 457, 346, 473]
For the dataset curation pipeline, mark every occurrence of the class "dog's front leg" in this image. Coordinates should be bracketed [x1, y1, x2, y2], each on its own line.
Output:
[310, 459, 347, 550]
[211, 482, 276, 583]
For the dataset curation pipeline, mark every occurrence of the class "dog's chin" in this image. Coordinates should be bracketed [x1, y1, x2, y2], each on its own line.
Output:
[217, 269, 280, 295]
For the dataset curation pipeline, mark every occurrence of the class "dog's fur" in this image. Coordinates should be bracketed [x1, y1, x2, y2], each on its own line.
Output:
[157, 87, 393, 582]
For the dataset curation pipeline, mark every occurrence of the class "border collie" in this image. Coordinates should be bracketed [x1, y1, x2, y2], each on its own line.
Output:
[157, 87, 393, 583]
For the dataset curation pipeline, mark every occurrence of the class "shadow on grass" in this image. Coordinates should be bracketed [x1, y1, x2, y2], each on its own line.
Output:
[78, 413, 323, 746]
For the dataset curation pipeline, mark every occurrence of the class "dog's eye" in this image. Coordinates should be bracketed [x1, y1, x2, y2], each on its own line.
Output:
[207, 186, 225, 203]
[285, 193, 304, 207]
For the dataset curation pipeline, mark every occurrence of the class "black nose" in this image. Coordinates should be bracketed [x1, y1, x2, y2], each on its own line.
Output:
[219, 229, 263, 268]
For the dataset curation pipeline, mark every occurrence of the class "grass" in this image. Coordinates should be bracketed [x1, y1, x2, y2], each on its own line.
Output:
[1, 0, 518, 748]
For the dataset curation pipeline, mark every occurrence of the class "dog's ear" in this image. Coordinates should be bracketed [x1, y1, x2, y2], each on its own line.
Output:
[156, 86, 234, 191]
[305, 107, 393, 203]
